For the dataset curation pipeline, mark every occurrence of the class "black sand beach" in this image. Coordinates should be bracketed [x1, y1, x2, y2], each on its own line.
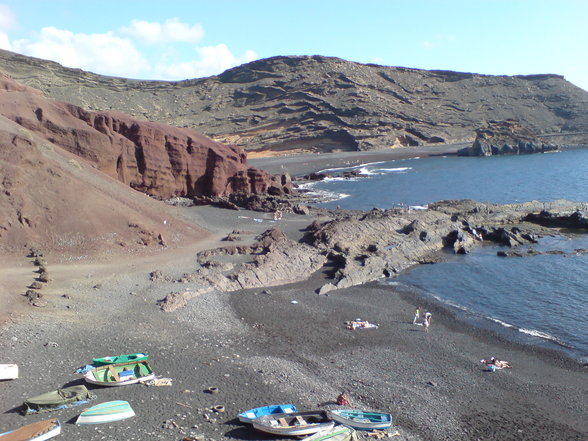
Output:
[1, 147, 587, 441]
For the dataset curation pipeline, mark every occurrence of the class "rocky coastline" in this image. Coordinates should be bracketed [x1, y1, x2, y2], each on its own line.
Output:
[156, 198, 588, 306]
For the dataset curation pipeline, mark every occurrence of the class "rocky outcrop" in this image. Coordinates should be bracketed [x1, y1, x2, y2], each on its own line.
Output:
[0, 73, 290, 200]
[457, 120, 559, 156]
[173, 200, 588, 299]
[175, 228, 327, 292]
[2, 50, 587, 155]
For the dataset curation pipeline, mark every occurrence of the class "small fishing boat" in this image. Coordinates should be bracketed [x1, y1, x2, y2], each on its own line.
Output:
[0, 418, 61, 440]
[238, 404, 297, 424]
[23, 385, 95, 415]
[0, 364, 18, 380]
[92, 353, 148, 366]
[303, 425, 357, 441]
[84, 360, 154, 387]
[76, 400, 135, 424]
[252, 410, 334, 437]
[327, 409, 392, 430]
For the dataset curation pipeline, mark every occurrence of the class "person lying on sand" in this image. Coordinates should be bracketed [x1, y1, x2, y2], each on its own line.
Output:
[480, 357, 512, 369]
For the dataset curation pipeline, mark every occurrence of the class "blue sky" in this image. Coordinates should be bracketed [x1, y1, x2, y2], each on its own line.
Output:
[1, 1, 587, 91]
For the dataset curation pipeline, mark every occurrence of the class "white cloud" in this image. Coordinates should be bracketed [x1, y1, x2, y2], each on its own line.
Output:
[154, 44, 258, 80]
[0, 4, 17, 31]
[120, 18, 204, 45]
[0, 31, 11, 50]
[3, 16, 256, 80]
[12, 27, 149, 78]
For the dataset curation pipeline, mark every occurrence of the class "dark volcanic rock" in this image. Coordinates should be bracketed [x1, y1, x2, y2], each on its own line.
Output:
[0, 73, 290, 199]
[457, 119, 560, 156]
[1, 50, 587, 154]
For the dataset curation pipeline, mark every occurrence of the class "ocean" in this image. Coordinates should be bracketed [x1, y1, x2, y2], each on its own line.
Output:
[303, 147, 588, 364]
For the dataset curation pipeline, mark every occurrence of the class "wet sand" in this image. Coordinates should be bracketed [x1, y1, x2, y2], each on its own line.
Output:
[1, 147, 587, 441]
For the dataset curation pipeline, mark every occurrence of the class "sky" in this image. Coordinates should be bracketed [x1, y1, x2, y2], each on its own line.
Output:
[0, 0, 587, 91]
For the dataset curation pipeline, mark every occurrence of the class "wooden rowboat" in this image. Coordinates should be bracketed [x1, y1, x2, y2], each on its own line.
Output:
[0, 418, 61, 441]
[252, 410, 334, 436]
[84, 360, 154, 387]
[302, 425, 357, 441]
[238, 404, 297, 424]
[327, 409, 392, 430]
[0, 364, 18, 380]
[92, 353, 148, 366]
[76, 400, 135, 424]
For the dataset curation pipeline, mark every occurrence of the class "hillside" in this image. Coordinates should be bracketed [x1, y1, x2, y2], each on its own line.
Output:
[0, 74, 288, 257]
[1, 50, 587, 154]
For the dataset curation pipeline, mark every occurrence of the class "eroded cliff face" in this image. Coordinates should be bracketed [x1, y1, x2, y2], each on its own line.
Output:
[0, 73, 290, 200]
[2, 50, 588, 154]
[457, 119, 560, 156]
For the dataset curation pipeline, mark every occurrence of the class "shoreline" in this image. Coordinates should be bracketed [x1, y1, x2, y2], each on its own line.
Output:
[1, 144, 587, 440]
[249, 143, 466, 177]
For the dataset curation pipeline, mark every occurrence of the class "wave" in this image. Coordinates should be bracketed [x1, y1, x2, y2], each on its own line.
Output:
[376, 167, 412, 173]
[323, 176, 361, 182]
[485, 316, 574, 349]
[318, 160, 386, 174]
[356, 167, 379, 176]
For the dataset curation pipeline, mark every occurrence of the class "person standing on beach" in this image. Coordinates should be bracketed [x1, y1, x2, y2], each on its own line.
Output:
[424, 312, 432, 332]
[413, 307, 421, 325]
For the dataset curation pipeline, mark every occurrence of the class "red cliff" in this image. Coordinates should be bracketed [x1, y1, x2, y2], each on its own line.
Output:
[0, 73, 290, 199]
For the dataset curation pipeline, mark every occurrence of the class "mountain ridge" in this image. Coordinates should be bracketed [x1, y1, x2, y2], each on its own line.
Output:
[1, 49, 587, 154]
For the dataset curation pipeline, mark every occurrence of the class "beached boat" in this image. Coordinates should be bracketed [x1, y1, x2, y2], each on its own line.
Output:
[92, 352, 148, 366]
[303, 425, 357, 441]
[327, 409, 392, 430]
[0, 418, 61, 440]
[23, 385, 95, 415]
[238, 404, 297, 424]
[84, 360, 154, 386]
[252, 410, 334, 436]
[76, 400, 135, 424]
[0, 364, 18, 380]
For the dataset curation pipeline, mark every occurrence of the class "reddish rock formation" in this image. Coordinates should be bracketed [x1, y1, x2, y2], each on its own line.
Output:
[0, 73, 290, 199]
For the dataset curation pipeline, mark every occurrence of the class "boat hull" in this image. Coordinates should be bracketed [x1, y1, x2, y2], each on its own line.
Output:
[327, 409, 392, 430]
[0, 418, 61, 441]
[253, 410, 334, 436]
[92, 353, 148, 366]
[76, 400, 135, 424]
[84, 360, 154, 387]
[0, 364, 18, 380]
[238, 404, 297, 424]
[302, 425, 356, 441]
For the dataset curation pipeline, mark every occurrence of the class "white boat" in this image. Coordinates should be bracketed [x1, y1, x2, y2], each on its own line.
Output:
[253, 410, 334, 436]
[76, 400, 135, 424]
[303, 425, 357, 440]
[0, 418, 61, 440]
[83, 360, 154, 386]
[327, 408, 392, 430]
[0, 364, 18, 380]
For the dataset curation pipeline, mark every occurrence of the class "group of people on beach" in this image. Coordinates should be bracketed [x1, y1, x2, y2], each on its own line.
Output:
[412, 307, 432, 332]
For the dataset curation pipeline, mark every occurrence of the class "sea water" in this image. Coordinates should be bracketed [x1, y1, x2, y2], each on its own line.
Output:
[305, 148, 588, 363]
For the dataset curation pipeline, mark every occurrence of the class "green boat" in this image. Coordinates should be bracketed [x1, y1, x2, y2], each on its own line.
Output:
[23, 385, 95, 414]
[84, 360, 154, 387]
[92, 352, 148, 366]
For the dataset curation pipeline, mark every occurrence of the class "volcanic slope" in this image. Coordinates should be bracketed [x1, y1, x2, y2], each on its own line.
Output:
[1, 50, 588, 154]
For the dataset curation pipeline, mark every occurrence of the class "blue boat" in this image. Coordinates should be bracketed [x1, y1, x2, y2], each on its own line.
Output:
[238, 404, 297, 424]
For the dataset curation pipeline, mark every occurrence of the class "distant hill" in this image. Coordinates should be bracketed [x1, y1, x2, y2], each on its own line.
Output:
[1, 49, 587, 154]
